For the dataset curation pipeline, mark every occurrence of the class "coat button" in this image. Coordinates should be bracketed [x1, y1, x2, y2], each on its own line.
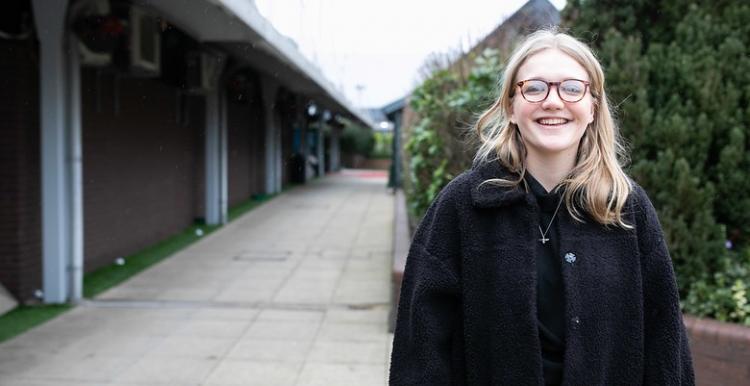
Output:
[571, 316, 581, 329]
[564, 252, 576, 264]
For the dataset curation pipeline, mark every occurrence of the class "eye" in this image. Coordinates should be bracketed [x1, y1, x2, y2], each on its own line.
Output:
[523, 81, 547, 95]
[560, 80, 585, 96]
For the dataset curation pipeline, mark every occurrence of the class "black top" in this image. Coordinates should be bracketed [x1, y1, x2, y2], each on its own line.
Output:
[524, 172, 566, 386]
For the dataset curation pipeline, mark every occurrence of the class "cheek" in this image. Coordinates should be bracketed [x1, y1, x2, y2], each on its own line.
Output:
[511, 101, 532, 123]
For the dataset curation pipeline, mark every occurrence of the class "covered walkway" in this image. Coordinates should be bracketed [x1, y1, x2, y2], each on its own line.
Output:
[0, 171, 394, 385]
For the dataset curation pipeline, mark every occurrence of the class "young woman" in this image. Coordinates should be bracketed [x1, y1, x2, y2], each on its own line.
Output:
[389, 30, 695, 386]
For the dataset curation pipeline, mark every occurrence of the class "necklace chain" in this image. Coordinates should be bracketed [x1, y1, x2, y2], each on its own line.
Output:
[538, 196, 564, 244]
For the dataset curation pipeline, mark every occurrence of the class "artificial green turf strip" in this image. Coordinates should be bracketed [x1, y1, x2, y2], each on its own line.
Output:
[0, 193, 275, 343]
[228, 194, 272, 221]
[82, 223, 221, 298]
[0, 305, 72, 344]
[84, 194, 274, 298]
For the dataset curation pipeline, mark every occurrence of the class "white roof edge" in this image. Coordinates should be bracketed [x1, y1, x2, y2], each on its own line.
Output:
[213, 0, 376, 129]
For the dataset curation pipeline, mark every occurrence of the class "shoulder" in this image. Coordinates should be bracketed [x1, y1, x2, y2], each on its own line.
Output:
[436, 169, 476, 203]
[624, 178, 666, 252]
[431, 160, 519, 210]
[625, 178, 658, 223]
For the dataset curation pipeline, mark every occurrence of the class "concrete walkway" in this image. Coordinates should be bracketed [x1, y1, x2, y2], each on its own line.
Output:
[0, 170, 395, 386]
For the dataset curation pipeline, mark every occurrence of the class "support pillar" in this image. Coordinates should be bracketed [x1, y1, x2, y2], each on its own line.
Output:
[67, 33, 84, 302]
[317, 114, 326, 177]
[33, 0, 80, 304]
[261, 76, 280, 194]
[204, 55, 228, 225]
[329, 124, 341, 172]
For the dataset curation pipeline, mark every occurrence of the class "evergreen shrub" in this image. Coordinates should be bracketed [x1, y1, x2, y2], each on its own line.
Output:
[563, 0, 750, 324]
[404, 50, 502, 216]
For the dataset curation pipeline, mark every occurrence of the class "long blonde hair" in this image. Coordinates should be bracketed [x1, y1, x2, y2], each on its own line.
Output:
[474, 30, 632, 228]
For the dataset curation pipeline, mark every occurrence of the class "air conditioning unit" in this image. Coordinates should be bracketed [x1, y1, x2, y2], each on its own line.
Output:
[72, 0, 113, 67]
[185, 51, 222, 94]
[79, 42, 111, 67]
[127, 7, 160, 76]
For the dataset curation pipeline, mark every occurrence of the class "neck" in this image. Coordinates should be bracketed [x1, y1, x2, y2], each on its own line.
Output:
[525, 150, 577, 192]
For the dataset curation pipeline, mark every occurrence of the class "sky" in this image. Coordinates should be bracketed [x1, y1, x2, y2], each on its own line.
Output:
[253, 0, 567, 108]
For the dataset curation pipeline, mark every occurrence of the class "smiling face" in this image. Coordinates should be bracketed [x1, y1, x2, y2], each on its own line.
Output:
[509, 48, 595, 161]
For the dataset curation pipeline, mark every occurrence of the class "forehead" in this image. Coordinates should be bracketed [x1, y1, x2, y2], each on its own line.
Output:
[515, 48, 589, 82]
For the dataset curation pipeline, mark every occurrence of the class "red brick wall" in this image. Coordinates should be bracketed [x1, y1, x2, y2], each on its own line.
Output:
[0, 39, 42, 303]
[248, 87, 266, 196]
[81, 69, 204, 271]
[227, 98, 252, 207]
[226, 79, 265, 206]
[685, 316, 750, 386]
[277, 90, 298, 188]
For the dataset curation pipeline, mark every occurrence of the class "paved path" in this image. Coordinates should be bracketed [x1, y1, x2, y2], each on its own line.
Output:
[0, 170, 395, 386]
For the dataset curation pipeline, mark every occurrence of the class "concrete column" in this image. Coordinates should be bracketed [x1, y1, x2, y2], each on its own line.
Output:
[204, 54, 227, 225]
[317, 115, 326, 177]
[67, 33, 84, 302]
[329, 125, 341, 172]
[32, 0, 73, 304]
[204, 87, 228, 225]
[261, 76, 280, 194]
[219, 91, 228, 224]
[275, 111, 282, 193]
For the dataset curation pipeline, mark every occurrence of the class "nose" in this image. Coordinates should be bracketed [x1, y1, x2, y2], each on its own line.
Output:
[542, 85, 564, 109]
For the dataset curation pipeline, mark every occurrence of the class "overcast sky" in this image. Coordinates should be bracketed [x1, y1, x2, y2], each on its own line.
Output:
[253, 0, 566, 108]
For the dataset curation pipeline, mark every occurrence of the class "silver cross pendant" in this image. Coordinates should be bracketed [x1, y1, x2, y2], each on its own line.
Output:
[539, 236, 549, 244]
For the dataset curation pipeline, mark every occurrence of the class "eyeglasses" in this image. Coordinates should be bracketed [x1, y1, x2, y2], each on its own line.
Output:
[515, 79, 591, 103]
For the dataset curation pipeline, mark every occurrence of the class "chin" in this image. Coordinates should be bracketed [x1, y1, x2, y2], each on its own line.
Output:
[528, 138, 581, 156]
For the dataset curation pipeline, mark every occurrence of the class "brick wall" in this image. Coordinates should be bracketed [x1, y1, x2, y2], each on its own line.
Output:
[247, 82, 266, 196]
[226, 76, 265, 206]
[81, 69, 204, 271]
[685, 316, 750, 386]
[277, 90, 298, 188]
[0, 38, 42, 303]
[227, 97, 252, 207]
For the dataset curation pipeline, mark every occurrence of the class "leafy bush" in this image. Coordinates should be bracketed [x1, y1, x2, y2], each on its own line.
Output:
[371, 132, 393, 159]
[404, 50, 502, 217]
[340, 123, 374, 157]
[564, 0, 750, 324]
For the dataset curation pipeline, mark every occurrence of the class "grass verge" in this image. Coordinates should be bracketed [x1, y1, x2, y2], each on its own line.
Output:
[0, 305, 72, 344]
[0, 193, 274, 343]
[83, 222, 222, 298]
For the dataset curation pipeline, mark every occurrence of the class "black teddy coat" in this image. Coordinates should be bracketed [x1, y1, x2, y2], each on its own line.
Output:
[389, 160, 694, 386]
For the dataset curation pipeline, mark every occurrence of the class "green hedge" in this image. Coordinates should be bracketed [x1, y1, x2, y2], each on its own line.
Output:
[404, 50, 501, 217]
[563, 0, 750, 325]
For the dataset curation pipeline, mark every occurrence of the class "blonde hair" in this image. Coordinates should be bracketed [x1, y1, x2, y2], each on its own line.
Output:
[474, 30, 632, 228]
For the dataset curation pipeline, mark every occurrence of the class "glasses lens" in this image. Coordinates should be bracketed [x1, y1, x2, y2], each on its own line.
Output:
[559, 80, 586, 102]
[521, 80, 548, 102]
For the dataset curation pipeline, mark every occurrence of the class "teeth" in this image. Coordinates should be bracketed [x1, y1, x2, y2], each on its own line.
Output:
[538, 118, 568, 125]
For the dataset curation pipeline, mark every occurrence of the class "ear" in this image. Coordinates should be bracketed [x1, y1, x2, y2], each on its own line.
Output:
[587, 103, 595, 125]
[508, 104, 516, 124]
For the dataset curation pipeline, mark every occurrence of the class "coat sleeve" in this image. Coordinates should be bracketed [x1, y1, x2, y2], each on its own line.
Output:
[634, 186, 695, 386]
[389, 182, 464, 386]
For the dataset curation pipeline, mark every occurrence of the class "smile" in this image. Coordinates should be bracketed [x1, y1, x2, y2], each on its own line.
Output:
[536, 118, 570, 126]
